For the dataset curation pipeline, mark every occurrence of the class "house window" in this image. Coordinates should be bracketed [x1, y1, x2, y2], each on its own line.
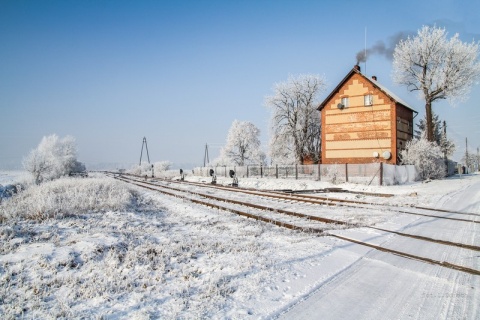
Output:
[364, 94, 373, 106]
[341, 97, 349, 108]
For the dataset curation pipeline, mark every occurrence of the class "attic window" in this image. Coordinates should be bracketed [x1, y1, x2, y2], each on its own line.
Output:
[364, 94, 373, 106]
[341, 97, 349, 108]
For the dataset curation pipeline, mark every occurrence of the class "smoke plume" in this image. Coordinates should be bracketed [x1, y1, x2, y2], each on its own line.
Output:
[356, 31, 412, 64]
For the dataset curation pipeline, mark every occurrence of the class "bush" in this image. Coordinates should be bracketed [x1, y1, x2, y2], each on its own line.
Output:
[23, 134, 86, 184]
[128, 161, 173, 177]
[400, 137, 446, 180]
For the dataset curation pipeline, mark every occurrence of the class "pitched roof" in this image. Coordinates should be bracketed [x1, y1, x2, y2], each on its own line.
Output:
[317, 66, 417, 114]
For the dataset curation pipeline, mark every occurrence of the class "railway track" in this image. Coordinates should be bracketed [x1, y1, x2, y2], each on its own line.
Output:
[109, 173, 480, 276]
[128, 173, 480, 223]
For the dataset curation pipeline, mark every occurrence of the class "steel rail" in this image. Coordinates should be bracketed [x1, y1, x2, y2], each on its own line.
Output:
[114, 176, 325, 234]
[113, 172, 480, 217]
[125, 174, 480, 224]
[186, 179, 480, 218]
[125, 176, 480, 251]
[113, 174, 480, 276]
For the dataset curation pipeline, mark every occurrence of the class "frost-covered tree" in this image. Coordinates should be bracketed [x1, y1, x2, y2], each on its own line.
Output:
[265, 74, 326, 164]
[129, 160, 172, 177]
[218, 120, 265, 166]
[268, 134, 296, 165]
[415, 112, 455, 158]
[461, 153, 475, 171]
[400, 136, 446, 180]
[414, 112, 441, 141]
[22, 149, 51, 185]
[23, 134, 84, 184]
[154, 161, 172, 174]
[393, 25, 480, 142]
[438, 127, 456, 160]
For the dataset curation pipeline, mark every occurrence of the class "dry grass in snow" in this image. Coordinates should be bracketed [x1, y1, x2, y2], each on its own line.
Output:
[0, 178, 132, 222]
[0, 176, 324, 319]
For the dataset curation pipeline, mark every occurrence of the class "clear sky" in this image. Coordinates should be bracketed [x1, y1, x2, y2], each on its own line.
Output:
[1, 0, 479, 170]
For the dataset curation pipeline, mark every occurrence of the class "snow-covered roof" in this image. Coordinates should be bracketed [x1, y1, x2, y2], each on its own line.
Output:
[318, 66, 417, 114]
[369, 77, 417, 113]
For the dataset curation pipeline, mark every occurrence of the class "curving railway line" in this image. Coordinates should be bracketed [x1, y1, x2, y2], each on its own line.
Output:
[107, 172, 480, 276]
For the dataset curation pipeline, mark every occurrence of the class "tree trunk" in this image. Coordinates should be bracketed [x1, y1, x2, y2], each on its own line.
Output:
[425, 100, 434, 142]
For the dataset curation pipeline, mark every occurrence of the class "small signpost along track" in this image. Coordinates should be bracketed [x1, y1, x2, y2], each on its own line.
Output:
[109, 173, 480, 276]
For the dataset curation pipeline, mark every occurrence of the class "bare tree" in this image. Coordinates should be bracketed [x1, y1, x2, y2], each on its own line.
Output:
[393, 25, 480, 142]
[265, 74, 326, 164]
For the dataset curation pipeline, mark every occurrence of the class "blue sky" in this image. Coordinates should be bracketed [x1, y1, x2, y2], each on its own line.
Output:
[1, 0, 479, 169]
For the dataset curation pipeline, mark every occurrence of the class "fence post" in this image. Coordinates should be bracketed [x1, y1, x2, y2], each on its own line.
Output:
[345, 163, 348, 182]
[260, 165, 263, 178]
[247, 165, 249, 178]
[380, 162, 383, 186]
[276, 164, 278, 179]
[295, 164, 298, 180]
[225, 166, 227, 177]
[318, 163, 321, 181]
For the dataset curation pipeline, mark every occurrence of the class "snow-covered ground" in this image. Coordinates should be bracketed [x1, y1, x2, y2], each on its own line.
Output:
[0, 171, 479, 319]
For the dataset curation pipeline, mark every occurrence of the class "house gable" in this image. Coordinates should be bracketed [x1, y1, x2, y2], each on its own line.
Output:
[320, 66, 415, 164]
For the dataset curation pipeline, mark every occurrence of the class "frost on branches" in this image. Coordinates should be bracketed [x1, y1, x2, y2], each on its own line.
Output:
[154, 161, 172, 174]
[129, 161, 172, 177]
[217, 120, 265, 166]
[265, 74, 326, 165]
[393, 25, 480, 142]
[400, 137, 446, 180]
[415, 112, 455, 158]
[23, 134, 85, 184]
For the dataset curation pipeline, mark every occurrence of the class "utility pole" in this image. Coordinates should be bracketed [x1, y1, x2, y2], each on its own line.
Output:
[139, 137, 150, 166]
[465, 137, 469, 173]
[443, 121, 448, 175]
[203, 143, 210, 167]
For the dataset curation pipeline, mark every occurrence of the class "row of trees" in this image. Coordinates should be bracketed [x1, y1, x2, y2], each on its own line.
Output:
[215, 74, 326, 167]
[129, 161, 172, 176]
[214, 26, 479, 181]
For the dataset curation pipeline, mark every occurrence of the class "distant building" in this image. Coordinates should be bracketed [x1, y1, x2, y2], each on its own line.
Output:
[318, 65, 417, 164]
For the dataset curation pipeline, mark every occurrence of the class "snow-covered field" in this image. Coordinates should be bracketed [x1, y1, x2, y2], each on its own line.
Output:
[0, 171, 479, 319]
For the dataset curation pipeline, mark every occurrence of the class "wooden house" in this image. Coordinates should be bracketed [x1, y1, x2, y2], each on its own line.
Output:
[318, 65, 417, 164]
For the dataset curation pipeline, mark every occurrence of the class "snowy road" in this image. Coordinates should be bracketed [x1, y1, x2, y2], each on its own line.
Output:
[435, 176, 480, 214]
[277, 176, 480, 320]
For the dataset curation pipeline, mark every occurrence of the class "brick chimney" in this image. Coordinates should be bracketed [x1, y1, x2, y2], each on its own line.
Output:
[354, 65, 361, 72]
[372, 75, 377, 81]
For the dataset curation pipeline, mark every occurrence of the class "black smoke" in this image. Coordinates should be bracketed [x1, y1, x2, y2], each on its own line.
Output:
[356, 31, 413, 64]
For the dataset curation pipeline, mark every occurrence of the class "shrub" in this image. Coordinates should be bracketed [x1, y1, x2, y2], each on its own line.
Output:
[23, 134, 86, 184]
[400, 137, 446, 180]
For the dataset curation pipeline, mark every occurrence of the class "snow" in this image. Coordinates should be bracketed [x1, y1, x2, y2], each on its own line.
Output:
[0, 170, 479, 319]
[0, 171, 30, 185]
